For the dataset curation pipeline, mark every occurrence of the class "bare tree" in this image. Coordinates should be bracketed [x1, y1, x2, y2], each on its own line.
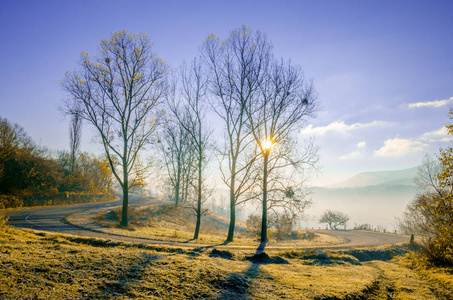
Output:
[396, 155, 443, 235]
[246, 58, 318, 243]
[319, 210, 350, 230]
[157, 117, 194, 207]
[201, 25, 270, 242]
[61, 30, 168, 226]
[169, 59, 212, 239]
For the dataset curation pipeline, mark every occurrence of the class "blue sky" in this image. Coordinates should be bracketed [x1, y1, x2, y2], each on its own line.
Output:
[1, 0, 452, 186]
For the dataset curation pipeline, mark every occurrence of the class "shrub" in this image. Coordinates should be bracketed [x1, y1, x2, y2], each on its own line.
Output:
[0, 194, 22, 209]
[0, 211, 8, 227]
[274, 213, 297, 241]
[246, 214, 262, 237]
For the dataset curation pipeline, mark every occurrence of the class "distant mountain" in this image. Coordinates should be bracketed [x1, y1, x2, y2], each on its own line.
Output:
[302, 166, 420, 231]
[327, 166, 419, 188]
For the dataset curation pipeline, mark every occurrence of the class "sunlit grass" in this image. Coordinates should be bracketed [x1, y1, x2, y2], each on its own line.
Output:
[1, 225, 453, 299]
[66, 202, 343, 247]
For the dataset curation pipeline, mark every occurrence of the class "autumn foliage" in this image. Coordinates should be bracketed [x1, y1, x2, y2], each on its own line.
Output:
[0, 117, 113, 208]
[397, 109, 453, 266]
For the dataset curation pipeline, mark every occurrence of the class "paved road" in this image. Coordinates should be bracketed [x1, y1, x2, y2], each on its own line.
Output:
[4, 200, 408, 250]
[3, 197, 180, 245]
[319, 229, 408, 248]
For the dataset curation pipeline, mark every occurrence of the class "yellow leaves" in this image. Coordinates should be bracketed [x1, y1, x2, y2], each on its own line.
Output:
[204, 33, 219, 44]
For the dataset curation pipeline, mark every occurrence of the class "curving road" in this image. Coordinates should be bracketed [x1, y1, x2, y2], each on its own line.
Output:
[318, 229, 408, 248]
[4, 200, 408, 250]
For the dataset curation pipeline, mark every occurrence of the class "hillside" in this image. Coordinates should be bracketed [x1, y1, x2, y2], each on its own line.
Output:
[2, 225, 453, 299]
[328, 166, 418, 188]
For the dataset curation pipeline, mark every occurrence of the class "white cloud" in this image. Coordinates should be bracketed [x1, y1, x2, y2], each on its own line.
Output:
[357, 141, 366, 148]
[300, 121, 387, 135]
[408, 97, 453, 108]
[374, 138, 428, 157]
[421, 126, 449, 142]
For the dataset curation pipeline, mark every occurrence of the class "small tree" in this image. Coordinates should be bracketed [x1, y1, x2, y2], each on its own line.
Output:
[273, 211, 297, 241]
[157, 118, 194, 207]
[246, 213, 262, 237]
[319, 210, 349, 230]
[62, 30, 168, 226]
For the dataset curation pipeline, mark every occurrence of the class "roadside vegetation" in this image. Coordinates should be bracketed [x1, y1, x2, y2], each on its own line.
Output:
[0, 117, 114, 209]
[397, 108, 453, 267]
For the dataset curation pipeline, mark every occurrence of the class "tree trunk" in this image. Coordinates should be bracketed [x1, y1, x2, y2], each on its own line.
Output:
[193, 157, 202, 239]
[121, 185, 129, 227]
[121, 157, 129, 227]
[175, 166, 180, 208]
[261, 150, 269, 243]
[226, 179, 236, 242]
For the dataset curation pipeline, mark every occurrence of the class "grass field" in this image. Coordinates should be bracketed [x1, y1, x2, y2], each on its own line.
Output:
[66, 202, 342, 247]
[2, 224, 453, 299]
[3, 203, 453, 299]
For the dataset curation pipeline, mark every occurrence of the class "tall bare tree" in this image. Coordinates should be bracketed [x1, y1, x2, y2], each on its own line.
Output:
[62, 30, 168, 226]
[202, 25, 270, 242]
[246, 59, 318, 243]
[168, 59, 212, 239]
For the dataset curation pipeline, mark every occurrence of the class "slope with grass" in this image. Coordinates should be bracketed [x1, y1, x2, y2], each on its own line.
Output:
[65, 202, 342, 248]
[1, 225, 452, 299]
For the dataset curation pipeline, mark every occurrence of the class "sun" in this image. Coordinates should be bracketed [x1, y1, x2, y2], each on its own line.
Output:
[263, 139, 273, 150]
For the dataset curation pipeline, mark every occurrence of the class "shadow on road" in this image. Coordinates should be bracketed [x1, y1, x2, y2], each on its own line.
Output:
[192, 240, 231, 251]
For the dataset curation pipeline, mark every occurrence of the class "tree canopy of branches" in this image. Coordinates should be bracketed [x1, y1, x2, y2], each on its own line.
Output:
[62, 30, 168, 226]
[319, 210, 350, 230]
[201, 26, 269, 242]
[202, 25, 318, 243]
[239, 27, 318, 243]
[157, 118, 194, 208]
[166, 59, 212, 239]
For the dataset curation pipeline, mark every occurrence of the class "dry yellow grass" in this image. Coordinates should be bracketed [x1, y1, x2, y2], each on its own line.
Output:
[66, 203, 342, 247]
[2, 224, 453, 299]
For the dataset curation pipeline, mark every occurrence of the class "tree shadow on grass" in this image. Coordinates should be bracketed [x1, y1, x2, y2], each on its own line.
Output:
[92, 252, 160, 299]
[216, 242, 288, 299]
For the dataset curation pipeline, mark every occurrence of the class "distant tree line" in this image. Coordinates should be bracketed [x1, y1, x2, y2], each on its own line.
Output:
[0, 117, 114, 209]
